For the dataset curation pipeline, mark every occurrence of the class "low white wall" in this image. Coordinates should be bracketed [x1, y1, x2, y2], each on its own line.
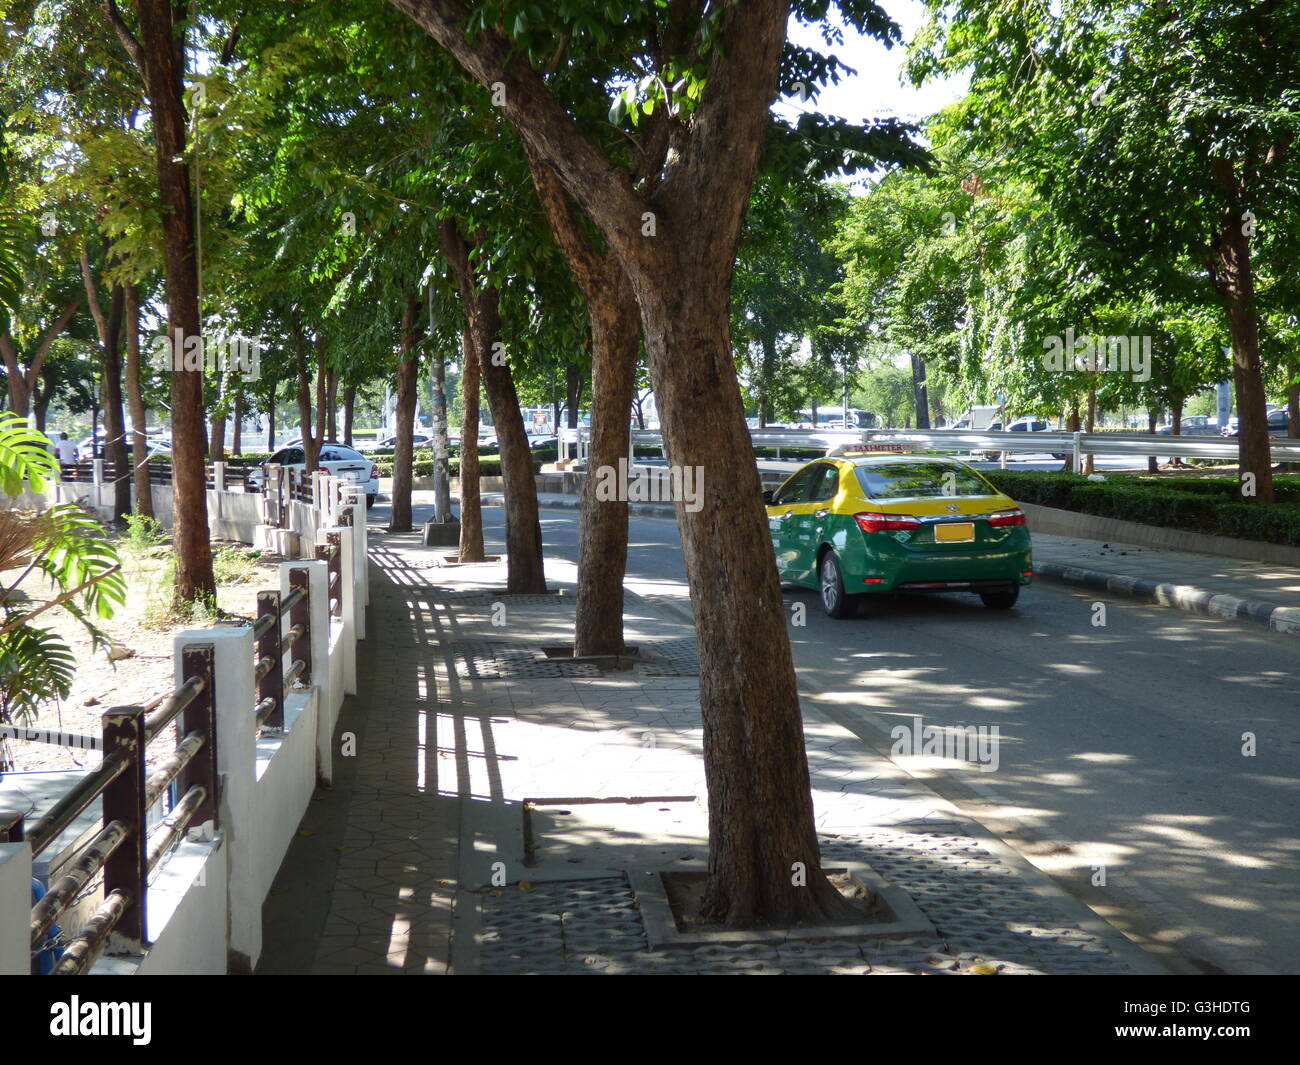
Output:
[253, 690, 320, 908]
[93, 839, 228, 976]
[0, 844, 31, 975]
[0, 476, 369, 977]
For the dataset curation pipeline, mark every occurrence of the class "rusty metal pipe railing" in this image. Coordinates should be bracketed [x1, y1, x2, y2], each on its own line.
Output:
[26, 748, 131, 857]
[143, 674, 206, 741]
[145, 785, 208, 872]
[283, 658, 307, 687]
[30, 820, 129, 949]
[52, 890, 131, 975]
[143, 730, 205, 811]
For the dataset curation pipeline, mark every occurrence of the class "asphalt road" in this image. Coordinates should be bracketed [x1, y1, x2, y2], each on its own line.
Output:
[375, 495, 1300, 974]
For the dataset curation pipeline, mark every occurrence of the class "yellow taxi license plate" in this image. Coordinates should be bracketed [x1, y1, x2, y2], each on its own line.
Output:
[934, 522, 975, 543]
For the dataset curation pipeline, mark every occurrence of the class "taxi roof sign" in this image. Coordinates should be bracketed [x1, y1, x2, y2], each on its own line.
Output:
[824, 442, 916, 457]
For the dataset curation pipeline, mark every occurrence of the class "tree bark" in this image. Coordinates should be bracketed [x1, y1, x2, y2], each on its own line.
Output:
[1083, 384, 1097, 476]
[326, 367, 339, 442]
[231, 387, 243, 455]
[124, 285, 153, 517]
[457, 326, 485, 562]
[210, 373, 226, 464]
[1288, 381, 1299, 439]
[133, 0, 215, 602]
[342, 383, 356, 447]
[431, 346, 452, 524]
[397, 0, 852, 926]
[78, 247, 130, 522]
[910, 354, 930, 429]
[524, 144, 638, 655]
[439, 220, 545, 593]
[1, 301, 79, 418]
[388, 294, 419, 533]
[1210, 164, 1274, 502]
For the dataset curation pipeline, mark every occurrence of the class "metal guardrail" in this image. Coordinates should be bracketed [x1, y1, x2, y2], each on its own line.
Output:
[577, 426, 1300, 465]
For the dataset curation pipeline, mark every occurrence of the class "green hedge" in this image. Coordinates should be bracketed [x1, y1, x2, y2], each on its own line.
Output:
[982, 471, 1300, 546]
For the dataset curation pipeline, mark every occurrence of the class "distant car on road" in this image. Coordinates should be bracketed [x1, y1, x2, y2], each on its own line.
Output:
[249, 443, 379, 508]
[1220, 409, 1290, 438]
[763, 449, 1032, 618]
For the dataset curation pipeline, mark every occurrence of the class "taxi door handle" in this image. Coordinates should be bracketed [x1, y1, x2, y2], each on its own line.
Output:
[813, 508, 829, 519]
[781, 510, 795, 520]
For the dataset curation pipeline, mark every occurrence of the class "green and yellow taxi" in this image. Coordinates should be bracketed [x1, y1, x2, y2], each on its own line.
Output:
[763, 447, 1033, 618]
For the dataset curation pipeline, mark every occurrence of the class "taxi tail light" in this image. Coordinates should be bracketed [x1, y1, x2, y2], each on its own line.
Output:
[369, 464, 379, 480]
[854, 512, 922, 533]
[988, 508, 1025, 527]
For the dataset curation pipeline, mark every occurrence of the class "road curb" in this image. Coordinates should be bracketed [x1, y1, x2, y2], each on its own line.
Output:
[1034, 561, 1300, 637]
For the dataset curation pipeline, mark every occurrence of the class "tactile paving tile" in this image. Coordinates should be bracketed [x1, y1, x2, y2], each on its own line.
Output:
[474, 830, 1140, 975]
[441, 640, 602, 679]
[632, 638, 700, 676]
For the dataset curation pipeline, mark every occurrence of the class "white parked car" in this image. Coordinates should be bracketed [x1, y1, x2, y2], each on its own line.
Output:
[250, 443, 379, 509]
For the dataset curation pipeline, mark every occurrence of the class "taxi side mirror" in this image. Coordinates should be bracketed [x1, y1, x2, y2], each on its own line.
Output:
[762, 490, 774, 504]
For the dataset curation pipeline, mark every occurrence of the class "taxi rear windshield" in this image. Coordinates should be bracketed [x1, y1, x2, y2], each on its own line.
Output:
[854, 462, 999, 500]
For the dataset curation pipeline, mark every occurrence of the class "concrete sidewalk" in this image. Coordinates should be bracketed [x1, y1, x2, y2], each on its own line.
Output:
[257, 530, 1163, 975]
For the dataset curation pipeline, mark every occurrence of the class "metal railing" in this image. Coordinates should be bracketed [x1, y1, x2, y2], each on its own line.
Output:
[1, 646, 217, 975]
[251, 565, 313, 731]
[570, 426, 1300, 466]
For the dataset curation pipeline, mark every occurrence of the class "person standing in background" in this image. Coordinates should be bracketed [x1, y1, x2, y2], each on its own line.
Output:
[53, 432, 78, 477]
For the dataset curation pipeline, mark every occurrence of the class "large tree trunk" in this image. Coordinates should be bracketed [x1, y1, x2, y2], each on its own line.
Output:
[134, 0, 214, 602]
[342, 383, 356, 447]
[265, 384, 276, 452]
[326, 367, 339, 442]
[524, 145, 638, 655]
[1287, 380, 1299, 439]
[396, 0, 849, 927]
[1147, 410, 1159, 472]
[457, 326, 485, 562]
[440, 221, 545, 592]
[78, 247, 130, 522]
[910, 354, 930, 430]
[210, 373, 226, 464]
[1212, 168, 1274, 502]
[231, 387, 242, 456]
[573, 291, 639, 656]
[124, 285, 153, 518]
[1083, 384, 1097, 476]
[634, 259, 851, 925]
[389, 294, 419, 533]
[295, 332, 327, 476]
[431, 347, 452, 524]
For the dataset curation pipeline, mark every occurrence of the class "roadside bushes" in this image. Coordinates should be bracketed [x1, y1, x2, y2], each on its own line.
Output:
[982, 471, 1300, 546]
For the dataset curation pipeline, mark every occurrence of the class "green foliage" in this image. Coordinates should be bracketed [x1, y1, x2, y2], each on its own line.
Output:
[0, 418, 123, 734]
[983, 471, 1300, 545]
[124, 512, 166, 551]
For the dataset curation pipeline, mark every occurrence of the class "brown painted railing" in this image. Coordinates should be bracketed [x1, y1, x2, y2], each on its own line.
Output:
[4, 647, 217, 975]
[252, 565, 313, 731]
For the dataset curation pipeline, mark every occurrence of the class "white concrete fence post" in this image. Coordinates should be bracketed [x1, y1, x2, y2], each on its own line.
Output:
[0, 842, 31, 974]
[175, 624, 257, 973]
[214, 461, 226, 493]
[281, 560, 332, 786]
[322, 524, 358, 696]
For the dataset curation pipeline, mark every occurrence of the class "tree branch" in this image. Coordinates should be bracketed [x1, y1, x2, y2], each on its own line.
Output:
[102, 0, 146, 77]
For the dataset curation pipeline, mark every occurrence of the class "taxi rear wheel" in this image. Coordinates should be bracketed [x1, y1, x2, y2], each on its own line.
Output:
[819, 550, 857, 619]
[979, 586, 1019, 610]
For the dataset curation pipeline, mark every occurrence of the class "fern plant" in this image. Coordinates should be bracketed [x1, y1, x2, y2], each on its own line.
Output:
[0, 414, 125, 767]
